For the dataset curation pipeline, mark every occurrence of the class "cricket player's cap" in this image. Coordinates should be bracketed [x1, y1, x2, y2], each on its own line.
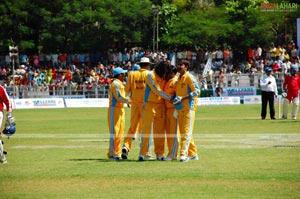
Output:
[265, 67, 272, 72]
[291, 65, 298, 71]
[139, 57, 151, 64]
[132, 64, 141, 71]
[112, 67, 127, 77]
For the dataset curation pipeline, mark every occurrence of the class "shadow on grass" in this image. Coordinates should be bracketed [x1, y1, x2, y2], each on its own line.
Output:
[69, 158, 144, 163]
[256, 118, 300, 123]
[271, 120, 300, 123]
[273, 145, 300, 148]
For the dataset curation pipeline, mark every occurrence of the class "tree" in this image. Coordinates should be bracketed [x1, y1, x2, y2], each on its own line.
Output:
[160, 5, 232, 49]
[0, 0, 38, 53]
[0, 0, 153, 53]
[223, 0, 298, 49]
[0, 0, 298, 56]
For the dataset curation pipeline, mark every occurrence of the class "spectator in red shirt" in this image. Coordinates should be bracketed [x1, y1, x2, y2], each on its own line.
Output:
[65, 68, 72, 83]
[59, 53, 67, 68]
[271, 61, 280, 73]
[248, 48, 255, 62]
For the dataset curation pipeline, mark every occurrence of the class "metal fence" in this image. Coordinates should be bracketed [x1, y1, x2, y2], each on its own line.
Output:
[6, 73, 285, 99]
[7, 84, 111, 99]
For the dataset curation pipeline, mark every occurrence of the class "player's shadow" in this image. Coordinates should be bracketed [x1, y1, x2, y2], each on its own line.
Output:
[69, 158, 140, 162]
[274, 120, 300, 123]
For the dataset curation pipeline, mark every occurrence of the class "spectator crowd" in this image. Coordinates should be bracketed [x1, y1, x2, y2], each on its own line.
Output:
[0, 41, 299, 98]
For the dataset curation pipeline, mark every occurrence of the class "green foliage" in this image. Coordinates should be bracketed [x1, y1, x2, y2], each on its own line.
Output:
[0, 0, 299, 54]
[160, 2, 178, 35]
[222, 0, 289, 49]
[18, 40, 35, 50]
[162, 7, 233, 48]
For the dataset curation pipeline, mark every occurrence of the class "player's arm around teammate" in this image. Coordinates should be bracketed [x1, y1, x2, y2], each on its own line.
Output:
[139, 61, 173, 161]
[107, 67, 131, 160]
[174, 60, 200, 162]
[163, 64, 179, 161]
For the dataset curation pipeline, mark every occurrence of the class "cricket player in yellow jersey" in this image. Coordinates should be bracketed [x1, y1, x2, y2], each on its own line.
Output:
[139, 61, 173, 161]
[107, 67, 131, 160]
[174, 60, 200, 162]
[129, 64, 142, 141]
[121, 58, 150, 159]
[163, 64, 179, 161]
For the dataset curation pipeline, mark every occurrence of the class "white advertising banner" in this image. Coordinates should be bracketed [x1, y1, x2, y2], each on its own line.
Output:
[14, 98, 65, 109]
[243, 95, 262, 104]
[221, 87, 257, 99]
[65, 98, 109, 108]
[243, 95, 285, 105]
[198, 97, 240, 106]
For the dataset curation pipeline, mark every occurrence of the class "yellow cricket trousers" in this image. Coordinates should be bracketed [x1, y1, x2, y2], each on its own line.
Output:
[177, 109, 197, 157]
[165, 108, 179, 159]
[139, 102, 165, 158]
[123, 103, 143, 151]
[107, 106, 125, 158]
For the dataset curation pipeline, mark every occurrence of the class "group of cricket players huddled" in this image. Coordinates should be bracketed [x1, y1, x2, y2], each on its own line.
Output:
[107, 57, 200, 162]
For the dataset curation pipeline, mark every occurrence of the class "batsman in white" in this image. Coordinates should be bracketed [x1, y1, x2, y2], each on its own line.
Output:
[0, 84, 15, 164]
[281, 66, 300, 120]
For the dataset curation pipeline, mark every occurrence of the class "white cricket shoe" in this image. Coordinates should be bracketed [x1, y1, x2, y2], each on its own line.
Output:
[180, 155, 189, 162]
[146, 155, 155, 160]
[138, 155, 156, 161]
[0, 155, 7, 164]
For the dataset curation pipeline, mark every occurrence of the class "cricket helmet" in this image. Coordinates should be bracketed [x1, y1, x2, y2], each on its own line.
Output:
[2, 123, 16, 137]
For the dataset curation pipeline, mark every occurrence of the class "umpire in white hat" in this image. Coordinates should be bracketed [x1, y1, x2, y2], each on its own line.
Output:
[260, 67, 278, 120]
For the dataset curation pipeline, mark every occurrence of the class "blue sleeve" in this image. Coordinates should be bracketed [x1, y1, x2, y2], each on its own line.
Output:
[189, 74, 200, 97]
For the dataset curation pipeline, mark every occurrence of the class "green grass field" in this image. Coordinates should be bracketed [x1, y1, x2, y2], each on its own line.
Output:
[0, 104, 300, 199]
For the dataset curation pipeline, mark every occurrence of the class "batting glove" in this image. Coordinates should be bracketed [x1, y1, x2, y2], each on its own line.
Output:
[189, 91, 199, 97]
[6, 112, 12, 118]
[281, 92, 287, 98]
[173, 96, 182, 105]
[6, 112, 15, 126]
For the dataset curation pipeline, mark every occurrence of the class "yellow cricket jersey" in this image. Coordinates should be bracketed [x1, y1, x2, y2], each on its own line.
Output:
[275, 47, 283, 57]
[144, 71, 172, 104]
[164, 76, 178, 109]
[269, 47, 276, 58]
[125, 68, 148, 103]
[175, 72, 200, 111]
[109, 79, 130, 108]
